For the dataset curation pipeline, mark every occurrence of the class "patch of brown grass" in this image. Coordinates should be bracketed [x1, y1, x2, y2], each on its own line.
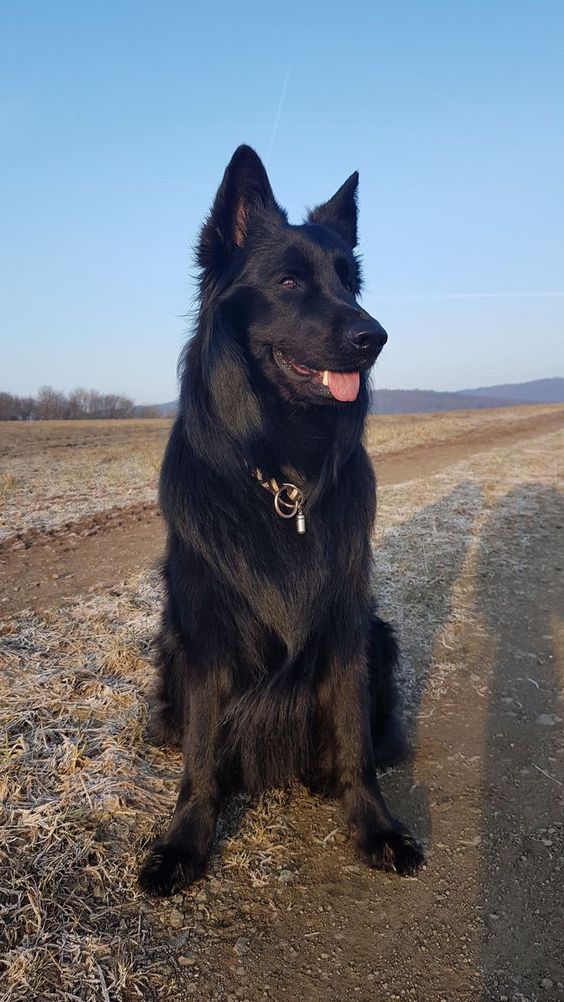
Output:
[0, 420, 170, 542]
[364, 402, 562, 454]
[0, 475, 17, 498]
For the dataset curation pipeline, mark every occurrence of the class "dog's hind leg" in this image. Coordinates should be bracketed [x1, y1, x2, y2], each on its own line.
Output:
[368, 616, 410, 770]
[139, 670, 224, 896]
[147, 608, 185, 748]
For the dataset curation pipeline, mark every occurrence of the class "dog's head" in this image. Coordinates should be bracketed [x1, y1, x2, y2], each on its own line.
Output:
[196, 145, 387, 406]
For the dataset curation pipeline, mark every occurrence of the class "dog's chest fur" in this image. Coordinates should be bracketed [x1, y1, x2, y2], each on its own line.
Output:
[163, 427, 375, 664]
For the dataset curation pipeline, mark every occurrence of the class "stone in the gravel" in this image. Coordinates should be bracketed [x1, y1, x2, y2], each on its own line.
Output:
[334, 831, 348, 844]
[178, 953, 196, 967]
[343, 865, 361, 874]
[234, 936, 250, 956]
[195, 887, 208, 903]
[169, 930, 190, 948]
[536, 713, 561, 726]
[168, 908, 185, 929]
[540, 978, 554, 990]
[278, 868, 295, 884]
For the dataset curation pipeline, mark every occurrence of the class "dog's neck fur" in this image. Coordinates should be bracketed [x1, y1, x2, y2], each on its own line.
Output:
[259, 392, 367, 487]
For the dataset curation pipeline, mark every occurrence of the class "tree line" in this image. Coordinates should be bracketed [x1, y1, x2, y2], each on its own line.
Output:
[0, 386, 159, 421]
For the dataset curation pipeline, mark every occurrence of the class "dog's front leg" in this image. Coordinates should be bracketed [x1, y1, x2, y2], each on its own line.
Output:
[139, 676, 222, 896]
[328, 661, 425, 876]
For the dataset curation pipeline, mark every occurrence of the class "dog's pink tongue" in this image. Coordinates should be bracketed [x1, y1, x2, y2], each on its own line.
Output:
[325, 370, 360, 402]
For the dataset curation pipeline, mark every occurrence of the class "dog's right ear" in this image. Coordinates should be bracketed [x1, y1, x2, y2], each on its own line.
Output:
[197, 146, 287, 274]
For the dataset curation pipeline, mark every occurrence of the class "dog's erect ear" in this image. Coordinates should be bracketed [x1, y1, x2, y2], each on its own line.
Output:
[198, 145, 287, 273]
[307, 172, 359, 249]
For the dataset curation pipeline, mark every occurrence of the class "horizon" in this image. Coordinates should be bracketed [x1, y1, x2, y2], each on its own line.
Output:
[3, 375, 563, 411]
[150, 374, 562, 409]
[2, 2, 563, 399]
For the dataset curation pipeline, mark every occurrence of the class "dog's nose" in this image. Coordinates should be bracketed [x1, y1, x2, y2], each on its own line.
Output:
[346, 322, 388, 354]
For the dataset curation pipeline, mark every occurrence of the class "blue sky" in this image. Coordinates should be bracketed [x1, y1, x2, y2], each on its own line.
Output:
[2, 1, 563, 403]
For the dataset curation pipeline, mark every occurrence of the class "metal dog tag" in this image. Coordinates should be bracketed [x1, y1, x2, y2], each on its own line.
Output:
[273, 483, 305, 534]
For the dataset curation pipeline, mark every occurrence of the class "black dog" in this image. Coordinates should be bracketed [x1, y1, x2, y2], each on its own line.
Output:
[139, 145, 424, 895]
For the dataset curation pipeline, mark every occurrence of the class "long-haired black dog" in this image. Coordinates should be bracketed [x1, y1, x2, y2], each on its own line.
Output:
[139, 145, 424, 895]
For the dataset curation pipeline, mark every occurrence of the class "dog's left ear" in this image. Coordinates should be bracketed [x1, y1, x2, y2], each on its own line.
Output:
[307, 172, 359, 249]
[198, 145, 287, 275]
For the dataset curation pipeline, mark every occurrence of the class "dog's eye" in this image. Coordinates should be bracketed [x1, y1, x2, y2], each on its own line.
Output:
[344, 282, 353, 293]
[280, 277, 298, 289]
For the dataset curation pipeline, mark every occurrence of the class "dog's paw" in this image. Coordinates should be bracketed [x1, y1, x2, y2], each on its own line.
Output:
[363, 826, 425, 877]
[138, 840, 204, 897]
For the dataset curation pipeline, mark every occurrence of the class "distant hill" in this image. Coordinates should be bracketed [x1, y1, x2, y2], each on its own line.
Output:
[368, 388, 520, 414]
[370, 377, 563, 414]
[154, 400, 178, 417]
[457, 377, 564, 404]
[151, 379, 563, 418]
[131, 400, 177, 418]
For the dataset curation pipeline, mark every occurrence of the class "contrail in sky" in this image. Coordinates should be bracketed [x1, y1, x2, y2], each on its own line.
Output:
[266, 68, 291, 167]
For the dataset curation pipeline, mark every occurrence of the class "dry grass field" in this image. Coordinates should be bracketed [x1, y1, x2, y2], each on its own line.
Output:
[0, 419, 167, 542]
[0, 405, 562, 542]
[0, 406, 563, 1002]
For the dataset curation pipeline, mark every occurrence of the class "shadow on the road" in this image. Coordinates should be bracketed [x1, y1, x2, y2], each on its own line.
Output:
[375, 482, 482, 844]
[477, 485, 564, 1000]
